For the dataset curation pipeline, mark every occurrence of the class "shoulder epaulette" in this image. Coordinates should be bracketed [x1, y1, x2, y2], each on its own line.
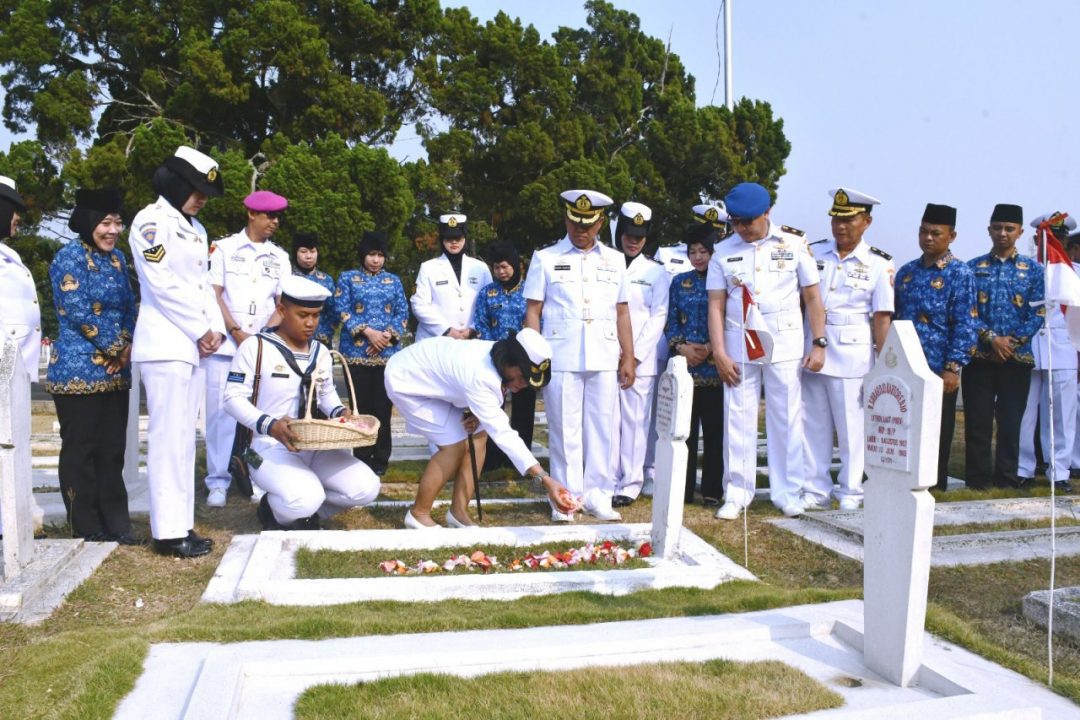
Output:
[869, 246, 892, 260]
[809, 238, 827, 246]
[648, 255, 664, 265]
[538, 238, 559, 249]
[660, 241, 681, 248]
[781, 225, 805, 237]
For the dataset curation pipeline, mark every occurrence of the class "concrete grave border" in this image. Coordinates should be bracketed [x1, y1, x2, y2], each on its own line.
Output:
[202, 523, 754, 605]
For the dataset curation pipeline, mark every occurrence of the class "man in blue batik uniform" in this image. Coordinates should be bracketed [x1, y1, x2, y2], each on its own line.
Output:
[471, 242, 534, 471]
[962, 203, 1043, 489]
[894, 203, 978, 490]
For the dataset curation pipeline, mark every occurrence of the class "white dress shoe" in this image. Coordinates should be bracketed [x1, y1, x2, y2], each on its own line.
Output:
[206, 488, 227, 507]
[838, 497, 862, 511]
[715, 502, 742, 520]
[445, 510, 473, 528]
[801, 495, 831, 511]
[550, 509, 575, 523]
[781, 502, 804, 518]
[404, 509, 440, 529]
[585, 505, 622, 522]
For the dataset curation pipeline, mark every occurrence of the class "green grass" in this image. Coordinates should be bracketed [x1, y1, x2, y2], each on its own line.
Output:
[934, 517, 1080, 537]
[295, 540, 652, 578]
[294, 659, 844, 720]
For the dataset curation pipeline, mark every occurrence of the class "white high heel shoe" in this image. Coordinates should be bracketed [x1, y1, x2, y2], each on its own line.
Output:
[404, 509, 440, 530]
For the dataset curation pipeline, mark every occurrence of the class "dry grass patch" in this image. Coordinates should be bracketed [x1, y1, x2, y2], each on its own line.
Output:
[294, 659, 843, 720]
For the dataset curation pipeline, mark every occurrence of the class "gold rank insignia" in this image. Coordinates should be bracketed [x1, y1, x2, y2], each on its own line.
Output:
[81, 324, 99, 339]
[447, 216, 458, 228]
[143, 244, 166, 263]
[60, 274, 79, 292]
[931, 277, 944, 289]
[1012, 294, 1024, 307]
[92, 302, 103, 315]
[978, 291, 988, 304]
[633, 213, 645, 226]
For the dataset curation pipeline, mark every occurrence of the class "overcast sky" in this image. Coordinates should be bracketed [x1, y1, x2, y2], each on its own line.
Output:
[4, 1, 1078, 261]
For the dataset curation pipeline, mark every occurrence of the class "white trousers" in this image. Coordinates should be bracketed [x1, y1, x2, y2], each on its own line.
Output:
[138, 360, 200, 540]
[251, 446, 380, 523]
[723, 359, 804, 509]
[615, 373, 657, 499]
[544, 370, 619, 510]
[202, 354, 234, 491]
[1019, 369, 1077, 481]
[801, 373, 865, 502]
[1073, 382, 1080, 469]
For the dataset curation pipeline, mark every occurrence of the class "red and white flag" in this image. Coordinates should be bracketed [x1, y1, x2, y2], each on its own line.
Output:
[1035, 212, 1080, 351]
[742, 286, 773, 362]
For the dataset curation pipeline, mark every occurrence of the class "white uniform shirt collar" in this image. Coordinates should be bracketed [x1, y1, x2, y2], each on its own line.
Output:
[555, 235, 604, 256]
[829, 239, 872, 264]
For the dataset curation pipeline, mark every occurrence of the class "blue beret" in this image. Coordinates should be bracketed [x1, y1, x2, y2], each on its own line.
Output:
[724, 182, 771, 219]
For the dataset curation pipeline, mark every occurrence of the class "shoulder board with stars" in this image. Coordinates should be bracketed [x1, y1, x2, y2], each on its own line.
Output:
[869, 246, 892, 260]
[809, 238, 827, 246]
[659, 241, 681, 248]
[780, 225, 805, 237]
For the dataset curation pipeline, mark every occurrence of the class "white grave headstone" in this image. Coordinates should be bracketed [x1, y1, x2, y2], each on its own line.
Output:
[861, 321, 940, 687]
[650, 356, 693, 559]
[123, 364, 141, 489]
[0, 335, 35, 580]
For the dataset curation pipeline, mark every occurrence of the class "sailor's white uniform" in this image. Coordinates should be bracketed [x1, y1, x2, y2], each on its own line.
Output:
[614, 254, 670, 499]
[130, 197, 226, 540]
[800, 239, 894, 505]
[384, 337, 542, 472]
[203, 230, 290, 492]
[223, 333, 379, 522]
[706, 223, 820, 510]
[655, 243, 690, 276]
[523, 235, 628, 509]
[410, 254, 491, 341]
[0, 241, 41, 382]
[1018, 304, 1078, 482]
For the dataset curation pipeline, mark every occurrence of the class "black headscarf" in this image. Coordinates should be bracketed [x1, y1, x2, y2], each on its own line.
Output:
[486, 242, 522, 289]
[0, 182, 27, 241]
[68, 188, 124, 248]
[441, 235, 465, 282]
[152, 164, 197, 218]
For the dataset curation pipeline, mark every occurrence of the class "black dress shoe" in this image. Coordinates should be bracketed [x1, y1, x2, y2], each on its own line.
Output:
[257, 494, 286, 530]
[1014, 476, 1034, 489]
[612, 495, 635, 508]
[153, 537, 211, 558]
[289, 513, 321, 531]
[1056, 480, 1073, 493]
[81, 532, 112, 542]
[702, 497, 721, 507]
[109, 532, 146, 546]
[187, 529, 214, 548]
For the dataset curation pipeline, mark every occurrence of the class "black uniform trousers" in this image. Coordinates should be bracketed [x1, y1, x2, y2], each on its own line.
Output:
[349, 363, 392, 473]
[962, 359, 1031, 488]
[936, 388, 959, 490]
[686, 384, 724, 502]
[483, 388, 537, 472]
[52, 390, 131, 538]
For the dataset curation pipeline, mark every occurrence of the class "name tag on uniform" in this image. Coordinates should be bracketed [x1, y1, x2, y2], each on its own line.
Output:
[468, 276, 479, 285]
[554, 264, 571, 271]
[231, 254, 247, 263]
[631, 279, 651, 286]
[596, 267, 617, 283]
[271, 372, 289, 379]
[227, 371, 246, 383]
[670, 258, 685, 264]
[436, 280, 449, 286]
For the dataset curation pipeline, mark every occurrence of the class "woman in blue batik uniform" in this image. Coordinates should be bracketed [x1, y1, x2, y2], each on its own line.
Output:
[665, 223, 724, 505]
[336, 231, 409, 474]
[471, 242, 535, 471]
[45, 188, 140, 543]
[291, 231, 337, 348]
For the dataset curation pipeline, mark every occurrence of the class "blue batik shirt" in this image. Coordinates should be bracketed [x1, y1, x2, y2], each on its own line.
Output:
[295, 267, 337, 347]
[894, 251, 979, 374]
[471, 280, 526, 341]
[665, 269, 719, 386]
[45, 240, 137, 394]
[335, 267, 409, 365]
[967, 250, 1043, 366]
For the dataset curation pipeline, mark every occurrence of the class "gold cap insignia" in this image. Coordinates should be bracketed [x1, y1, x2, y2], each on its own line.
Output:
[705, 208, 719, 222]
[207, 168, 218, 182]
[447, 217, 458, 228]
[633, 213, 644, 226]
[835, 189, 850, 206]
[575, 194, 592, 211]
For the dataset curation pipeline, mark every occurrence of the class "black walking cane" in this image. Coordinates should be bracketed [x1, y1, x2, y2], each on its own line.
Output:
[464, 409, 483, 521]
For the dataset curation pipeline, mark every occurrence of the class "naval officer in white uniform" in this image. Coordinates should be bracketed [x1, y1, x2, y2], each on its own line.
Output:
[204, 190, 291, 506]
[224, 275, 380, 530]
[655, 203, 730, 277]
[800, 188, 894, 511]
[524, 189, 636, 522]
[707, 182, 826, 520]
[411, 213, 492, 342]
[130, 146, 226, 558]
[611, 201, 670, 507]
[0, 175, 41, 382]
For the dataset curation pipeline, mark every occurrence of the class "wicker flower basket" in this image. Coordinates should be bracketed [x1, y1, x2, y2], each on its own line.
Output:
[288, 350, 379, 450]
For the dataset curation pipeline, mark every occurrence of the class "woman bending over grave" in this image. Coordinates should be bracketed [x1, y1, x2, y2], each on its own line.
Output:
[384, 328, 577, 528]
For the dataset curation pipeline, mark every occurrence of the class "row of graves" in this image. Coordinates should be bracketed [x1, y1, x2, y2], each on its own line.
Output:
[2, 326, 1079, 718]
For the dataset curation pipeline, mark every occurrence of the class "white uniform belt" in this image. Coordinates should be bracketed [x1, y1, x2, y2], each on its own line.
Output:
[825, 313, 870, 326]
[757, 301, 796, 315]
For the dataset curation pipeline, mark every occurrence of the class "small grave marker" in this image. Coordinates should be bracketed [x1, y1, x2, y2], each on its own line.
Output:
[650, 356, 693, 559]
[0, 335, 34, 580]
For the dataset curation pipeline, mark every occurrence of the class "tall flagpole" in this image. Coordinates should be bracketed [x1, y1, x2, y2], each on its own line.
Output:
[724, 0, 734, 110]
